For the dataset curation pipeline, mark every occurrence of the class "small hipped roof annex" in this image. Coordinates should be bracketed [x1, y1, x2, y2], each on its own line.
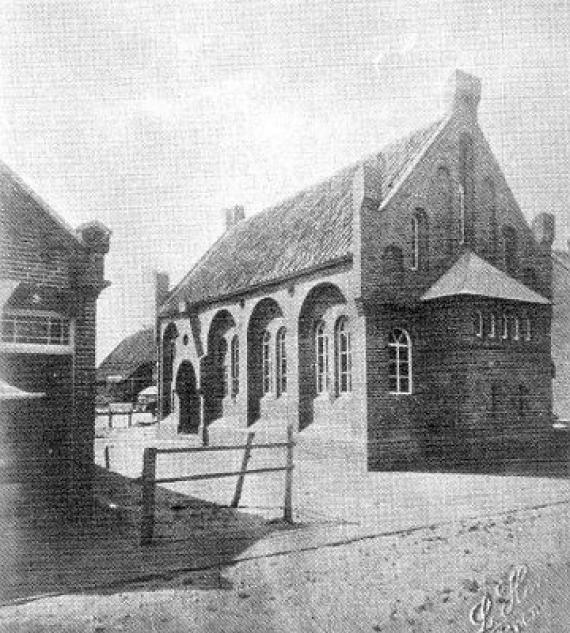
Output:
[421, 251, 550, 304]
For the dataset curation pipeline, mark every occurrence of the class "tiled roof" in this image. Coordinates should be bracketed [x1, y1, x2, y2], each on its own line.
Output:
[421, 251, 550, 304]
[163, 119, 444, 312]
[97, 328, 156, 383]
[0, 160, 81, 246]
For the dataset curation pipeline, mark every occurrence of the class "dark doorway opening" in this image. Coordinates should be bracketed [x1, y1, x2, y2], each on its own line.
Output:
[175, 361, 200, 434]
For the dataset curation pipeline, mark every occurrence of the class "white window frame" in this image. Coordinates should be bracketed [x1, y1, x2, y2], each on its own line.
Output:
[501, 314, 509, 340]
[334, 317, 352, 395]
[276, 327, 287, 397]
[512, 316, 520, 341]
[230, 335, 239, 397]
[0, 310, 73, 354]
[474, 310, 483, 338]
[315, 320, 329, 395]
[524, 316, 532, 341]
[218, 337, 228, 397]
[262, 330, 272, 395]
[388, 328, 412, 395]
[489, 313, 496, 339]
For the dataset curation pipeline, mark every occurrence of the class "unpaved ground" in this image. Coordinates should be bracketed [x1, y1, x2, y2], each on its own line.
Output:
[0, 424, 568, 632]
[0, 502, 567, 632]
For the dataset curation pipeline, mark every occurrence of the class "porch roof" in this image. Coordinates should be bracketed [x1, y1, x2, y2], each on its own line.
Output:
[421, 250, 550, 304]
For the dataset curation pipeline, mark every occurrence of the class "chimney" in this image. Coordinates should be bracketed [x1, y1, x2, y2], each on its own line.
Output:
[154, 271, 170, 316]
[444, 70, 481, 120]
[223, 205, 245, 231]
[532, 213, 555, 249]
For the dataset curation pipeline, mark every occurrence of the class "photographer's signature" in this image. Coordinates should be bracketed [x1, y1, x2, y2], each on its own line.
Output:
[469, 565, 544, 632]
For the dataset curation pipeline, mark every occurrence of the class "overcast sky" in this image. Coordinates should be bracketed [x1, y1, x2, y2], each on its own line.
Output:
[0, 0, 568, 361]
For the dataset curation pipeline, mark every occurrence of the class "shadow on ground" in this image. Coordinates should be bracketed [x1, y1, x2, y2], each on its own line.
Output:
[0, 465, 291, 605]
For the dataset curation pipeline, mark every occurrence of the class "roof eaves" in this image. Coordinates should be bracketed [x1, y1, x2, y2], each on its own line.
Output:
[159, 253, 353, 318]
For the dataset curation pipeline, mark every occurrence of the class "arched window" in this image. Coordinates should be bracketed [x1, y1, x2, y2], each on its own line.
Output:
[489, 313, 496, 339]
[512, 316, 520, 341]
[459, 133, 474, 244]
[230, 335, 239, 397]
[523, 268, 537, 289]
[315, 320, 329, 394]
[217, 338, 228, 397]
[334, 317, 352, 394]
[502, 225, 518, 276]
[411, 215, 419, 270]
[276, 327, 287, 397]
[410, 210, 429, 271]
[501, 314, 509, 339]
[382, 245, 404, 274]
[262, 330, 272, 394]
[473, 310, 483, 338]
[388, 328, 412, 394]
[523, 316, 532, 341]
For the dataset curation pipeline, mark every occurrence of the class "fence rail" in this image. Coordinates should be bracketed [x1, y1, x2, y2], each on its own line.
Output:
[140, 425, 294, 545]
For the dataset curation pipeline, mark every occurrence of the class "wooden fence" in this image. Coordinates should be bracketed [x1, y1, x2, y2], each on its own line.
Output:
[140, 425, 294, 545]
[96, 403, 135, 429]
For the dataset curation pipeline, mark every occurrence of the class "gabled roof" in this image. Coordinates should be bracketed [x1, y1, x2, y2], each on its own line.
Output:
[97, 328, 156, 384]
[421, 251, 550, 304]
[0, 160, 82, 247]
[162, 118, 445, 313]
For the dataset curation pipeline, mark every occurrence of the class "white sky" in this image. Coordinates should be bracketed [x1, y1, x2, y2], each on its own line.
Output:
[0, 0, 568, 361]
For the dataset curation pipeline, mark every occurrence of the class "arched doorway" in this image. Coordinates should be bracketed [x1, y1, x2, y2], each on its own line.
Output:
[175, 361, 200, 434]
[161, 323, 178, 418]
[247, 298, 283, 425]
[204, 310, 236, 425]
[298, 283, 346, 430]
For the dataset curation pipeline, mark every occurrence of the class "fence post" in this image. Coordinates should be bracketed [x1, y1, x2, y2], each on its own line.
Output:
[104, 445, 111, 470]
[108, 407, 113, 429]
[127, 408, 133, 428]
[231, 432, 255, 508]
[283, 424, 294, 522]
[140, 447, 157, 545]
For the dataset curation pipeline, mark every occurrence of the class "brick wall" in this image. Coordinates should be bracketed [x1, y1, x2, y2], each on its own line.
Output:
[552, 253, 570, 420]
[1, 171, 109, 510]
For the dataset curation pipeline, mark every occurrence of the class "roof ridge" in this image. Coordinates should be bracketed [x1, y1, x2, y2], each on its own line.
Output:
[161, 115, 445, 313]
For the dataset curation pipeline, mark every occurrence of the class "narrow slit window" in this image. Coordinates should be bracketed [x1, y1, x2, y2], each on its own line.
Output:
[474, 311, 483, 338]
[276, 327, 287, 397]
[512, 316, 520, 341]
[230, 335, 239, 397]
[524, 316, 532, 341]
[315, 321, 329, 394]
[489, 313, 496, 339]
[501, 314, 509, 340]
[262, 331, 272, 394]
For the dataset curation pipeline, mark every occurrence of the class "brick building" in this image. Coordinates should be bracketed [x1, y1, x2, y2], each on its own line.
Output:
[157, 71, 555, 468]
[96, 327, 156, 405]
[0, 161, 110, 509]
[552, 246, 570, 423]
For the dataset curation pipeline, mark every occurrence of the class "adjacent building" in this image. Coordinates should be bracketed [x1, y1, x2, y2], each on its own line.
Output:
[157, 71, 555, 468]
[96, 327, 156, 405]
[0, 162, 110, 509]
